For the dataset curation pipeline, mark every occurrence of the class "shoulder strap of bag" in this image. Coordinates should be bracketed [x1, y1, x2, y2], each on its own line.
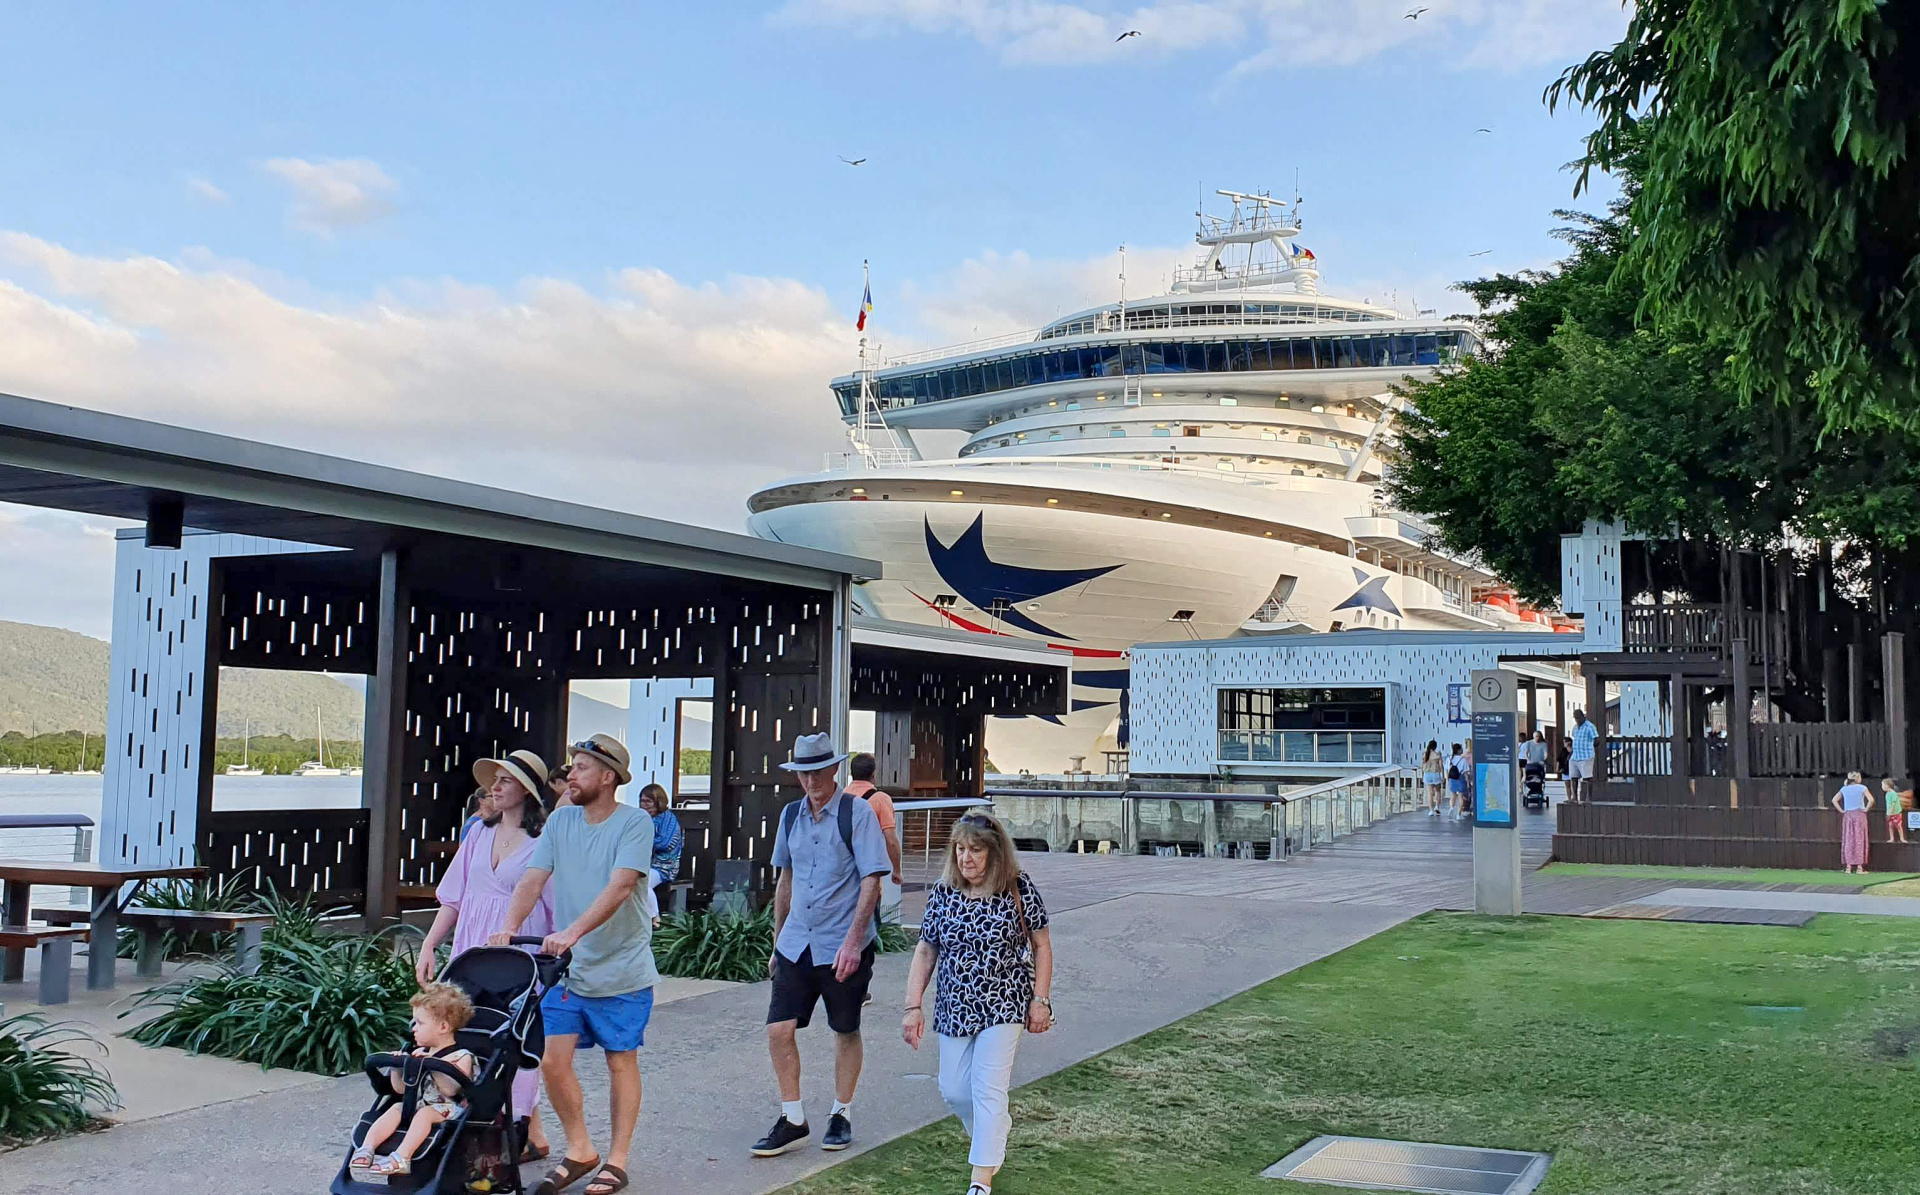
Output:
[1010, 873, 1032, 943]
[838, 795, 854, 856]
[780, 797, 857, 857]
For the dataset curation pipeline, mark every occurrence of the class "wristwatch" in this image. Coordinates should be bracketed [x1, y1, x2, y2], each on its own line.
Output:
[1034, 997, 1052, 1013]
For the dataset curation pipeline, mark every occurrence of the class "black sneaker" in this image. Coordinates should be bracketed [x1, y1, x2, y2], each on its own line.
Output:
[752, 1116, 810, 1157]
[821, 1112, 852, 1151]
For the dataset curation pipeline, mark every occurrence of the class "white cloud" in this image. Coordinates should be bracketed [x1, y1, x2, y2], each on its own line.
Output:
[261, 157, 397, 234]
[775, 0, 1630, 74]
[0, 506, 130, 640]
[186, 176, 230, 205]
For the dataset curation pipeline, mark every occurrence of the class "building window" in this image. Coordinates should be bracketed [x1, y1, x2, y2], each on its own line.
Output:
[1183, 426, 1201, 437]
[1169, 610, 1196, 622]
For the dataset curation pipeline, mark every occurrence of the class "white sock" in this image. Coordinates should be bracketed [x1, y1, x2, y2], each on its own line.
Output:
[782, 1100, 805, 1126]
[830, 1099, 852, 1118]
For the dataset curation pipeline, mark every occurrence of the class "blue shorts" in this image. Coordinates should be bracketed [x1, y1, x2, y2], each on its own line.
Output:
[542, 984, 653, 1053]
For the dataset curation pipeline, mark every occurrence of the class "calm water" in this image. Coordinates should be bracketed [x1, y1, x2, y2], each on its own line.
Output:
[0, 773, 364, 827]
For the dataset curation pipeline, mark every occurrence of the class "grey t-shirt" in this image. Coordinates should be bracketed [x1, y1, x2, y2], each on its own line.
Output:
[528, 803, 657, 997]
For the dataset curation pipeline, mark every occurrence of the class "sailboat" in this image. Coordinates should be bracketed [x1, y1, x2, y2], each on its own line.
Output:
[295, 707, 344, 777]
[15, 721, 51, 775]
[225, 718, 263, 777]
[73, 731, 102, 777]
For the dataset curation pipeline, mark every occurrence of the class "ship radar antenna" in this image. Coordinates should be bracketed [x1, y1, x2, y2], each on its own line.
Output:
[1117, 243, 1127, 326]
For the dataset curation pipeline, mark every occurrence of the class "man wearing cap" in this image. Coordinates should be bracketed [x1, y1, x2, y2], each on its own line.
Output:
[753, 732, 893, 1158]
[492, 734, 653, 1195]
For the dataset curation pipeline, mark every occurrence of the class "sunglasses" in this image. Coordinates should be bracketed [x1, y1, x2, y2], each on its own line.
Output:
[571, 740, 606, 755]
[958, 812, 998, 828]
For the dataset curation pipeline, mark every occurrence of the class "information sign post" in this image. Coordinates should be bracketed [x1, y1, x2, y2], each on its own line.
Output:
[1470, 668, 1523, 915]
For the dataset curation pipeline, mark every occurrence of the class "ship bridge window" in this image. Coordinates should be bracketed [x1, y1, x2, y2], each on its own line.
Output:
[933, 594, 958, 608]
[1109, 427, 1126, 437]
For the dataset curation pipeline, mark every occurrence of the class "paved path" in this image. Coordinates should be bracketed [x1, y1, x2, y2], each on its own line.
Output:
[1635, 886, 1920, 918]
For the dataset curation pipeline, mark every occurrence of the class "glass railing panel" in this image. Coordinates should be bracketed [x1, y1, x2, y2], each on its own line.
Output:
[1318, 733, 1352, 763]
[1218, 732, 1250, 761]
[1354, 733, 1385, 763]
[1283, 732, 1316, 762]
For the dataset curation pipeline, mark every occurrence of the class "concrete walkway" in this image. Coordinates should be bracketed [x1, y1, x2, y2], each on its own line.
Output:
[1637, 886, 1920, 918]
[5, 809, 1487, 1194]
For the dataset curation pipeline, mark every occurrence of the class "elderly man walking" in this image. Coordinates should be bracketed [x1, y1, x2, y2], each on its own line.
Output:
[493, 734, 653, 1195]
[1569, 709, 1599, 802]
[752, 732, 894, 1158]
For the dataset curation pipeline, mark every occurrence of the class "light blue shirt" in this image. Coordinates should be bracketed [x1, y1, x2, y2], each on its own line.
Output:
[528, 804, 656, 997]
[771, 790, 892, 964]
[1836, 783, 1872, 812]
[1571, 720, 1598, 761]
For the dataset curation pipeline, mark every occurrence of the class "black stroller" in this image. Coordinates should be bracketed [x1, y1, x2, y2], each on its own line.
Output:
[331, 938, 569, 1195]
[1522, 760, 1549, 809]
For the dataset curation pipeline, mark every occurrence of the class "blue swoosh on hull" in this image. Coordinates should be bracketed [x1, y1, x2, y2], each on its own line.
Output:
[924, 514, 1121, 640]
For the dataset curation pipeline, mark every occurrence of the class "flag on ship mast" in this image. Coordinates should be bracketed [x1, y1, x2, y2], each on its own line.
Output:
[856, 261, 873, 331]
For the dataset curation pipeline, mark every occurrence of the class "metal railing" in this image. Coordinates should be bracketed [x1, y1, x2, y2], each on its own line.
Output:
[1217, 730, 1387, 765]
[0, 813, 95, 905]
[984, 766, 1419, 861]
[823, 447, 916, 470]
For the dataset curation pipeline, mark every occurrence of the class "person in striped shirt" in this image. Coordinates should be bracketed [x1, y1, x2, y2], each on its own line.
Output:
[1568, 709, 1599, 802]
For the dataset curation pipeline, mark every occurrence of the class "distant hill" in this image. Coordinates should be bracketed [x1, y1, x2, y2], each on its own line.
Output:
[0, 619, 362, 739]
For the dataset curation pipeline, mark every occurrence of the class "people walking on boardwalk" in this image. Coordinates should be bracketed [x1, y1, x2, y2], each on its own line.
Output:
[1568, 709, 1598, 802]
[421, 748, 555, 1160]
[754, 732, 893, 1158]
[491, 734, 654, 1195]
[845, 752, 904, 887]
[1832, 770, 1874, 874]
[1884, 777, 1910, 845]
[1523, 730, 1548, 770]
[903, 809, 1053, 1195]
[1421, 740, 1445, 817]
[636, 783, 683, 927]
[1460, 740, 1475, 818]
[1446, 743, 1467, 821]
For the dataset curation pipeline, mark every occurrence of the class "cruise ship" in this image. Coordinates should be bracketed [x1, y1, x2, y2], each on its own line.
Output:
[748, 191, 1558, 772]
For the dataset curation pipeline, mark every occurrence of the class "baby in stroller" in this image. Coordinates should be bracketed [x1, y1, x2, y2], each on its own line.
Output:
[351, 983, 479, 1178]
[1523, 760, 1549, 808]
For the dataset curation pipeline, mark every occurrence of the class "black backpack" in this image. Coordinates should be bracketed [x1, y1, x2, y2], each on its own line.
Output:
[1447, 762, 1461, 781]
[780, 795, 855, 856]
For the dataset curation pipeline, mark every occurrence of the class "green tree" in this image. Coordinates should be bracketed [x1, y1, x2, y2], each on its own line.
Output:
[1548, 1, 1920, 431]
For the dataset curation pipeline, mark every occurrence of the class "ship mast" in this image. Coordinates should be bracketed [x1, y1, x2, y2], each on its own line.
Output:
[847, 260, 911, 465]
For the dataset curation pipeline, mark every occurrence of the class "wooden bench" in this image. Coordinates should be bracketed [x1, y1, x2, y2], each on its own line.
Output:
[0, 925, 88, 1004]
[659, 880, 693, 916]
[36, 906, 275, 977]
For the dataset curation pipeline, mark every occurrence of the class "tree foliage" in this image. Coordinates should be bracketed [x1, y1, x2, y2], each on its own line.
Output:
[1386, 146, 1920, 606]
[1548, 0, 1920, 431]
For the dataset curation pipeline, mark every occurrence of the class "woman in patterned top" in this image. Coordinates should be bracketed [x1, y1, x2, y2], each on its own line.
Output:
[636, 783, 684, 927]
[903, 810, 1053, 1195]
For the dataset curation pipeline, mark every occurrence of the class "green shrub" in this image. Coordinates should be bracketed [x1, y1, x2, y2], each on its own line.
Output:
[653, 906, 914, 983]
[125, 926, 421, 1075]
[0, 1014, 118, 1145]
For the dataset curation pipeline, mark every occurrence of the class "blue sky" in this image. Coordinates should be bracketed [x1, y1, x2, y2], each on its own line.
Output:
[0, 1, 1631, 638]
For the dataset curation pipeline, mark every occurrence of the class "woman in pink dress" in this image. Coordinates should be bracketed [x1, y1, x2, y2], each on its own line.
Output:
[419, 749, 557, 1160]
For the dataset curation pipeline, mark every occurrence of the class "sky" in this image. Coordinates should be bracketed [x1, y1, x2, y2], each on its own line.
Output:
[0, 1, 1631, 640]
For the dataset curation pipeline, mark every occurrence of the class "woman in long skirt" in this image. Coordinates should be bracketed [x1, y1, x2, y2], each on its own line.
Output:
[1831, 770, 1874, 875]
[903, 811, 1053, 1195]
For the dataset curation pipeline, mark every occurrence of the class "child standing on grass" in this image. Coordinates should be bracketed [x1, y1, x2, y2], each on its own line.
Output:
[351, 983, 478, 1177]
[1883, 777, 1909, 845]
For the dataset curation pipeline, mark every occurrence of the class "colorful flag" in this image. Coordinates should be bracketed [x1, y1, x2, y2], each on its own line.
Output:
[1294, 243, 1316, 262]
[856, 280, 873, 331]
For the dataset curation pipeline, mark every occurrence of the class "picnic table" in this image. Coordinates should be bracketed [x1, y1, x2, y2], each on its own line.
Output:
[0, 859, 205, 991]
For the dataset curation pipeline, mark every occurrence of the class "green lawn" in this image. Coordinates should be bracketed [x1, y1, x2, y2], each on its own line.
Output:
[1539, 861, 1918, 889]
[782, 915, 1920, 1195]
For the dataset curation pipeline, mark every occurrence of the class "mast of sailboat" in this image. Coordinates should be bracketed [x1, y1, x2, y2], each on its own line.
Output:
[317, 706, 326, 768]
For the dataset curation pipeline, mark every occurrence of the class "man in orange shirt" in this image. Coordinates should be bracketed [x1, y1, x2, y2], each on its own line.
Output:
[845, 753, 903, 886]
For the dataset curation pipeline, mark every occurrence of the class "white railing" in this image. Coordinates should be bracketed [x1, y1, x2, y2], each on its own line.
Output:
[876, 329, 1041, 368]
[1217, 730, 1387, 766]
[823, 447, 916, 470]
[809, 453, 1347, 493]
[982, 765, 1420, 860]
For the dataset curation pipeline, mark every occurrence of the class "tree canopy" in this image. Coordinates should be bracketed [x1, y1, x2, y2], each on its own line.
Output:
[1548, 0, 1920, 431]
[1385, 148, 1920, 607]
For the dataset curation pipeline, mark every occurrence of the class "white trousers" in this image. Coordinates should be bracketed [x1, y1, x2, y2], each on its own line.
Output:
[642, 867, 665, 920]
[938, 1023, 1024, 1168]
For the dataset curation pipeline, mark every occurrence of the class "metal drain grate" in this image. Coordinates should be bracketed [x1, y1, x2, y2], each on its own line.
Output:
[1261, 1136, 1550, 1195]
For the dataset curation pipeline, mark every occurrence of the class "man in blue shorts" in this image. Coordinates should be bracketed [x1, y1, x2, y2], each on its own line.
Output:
[494, 734, 652, 1195]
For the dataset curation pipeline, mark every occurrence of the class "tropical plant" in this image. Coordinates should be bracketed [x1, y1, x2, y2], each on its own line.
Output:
[125, 925, 421, 1075]
[0, 1014, 118, 1145]
[653, 906, 915, 983]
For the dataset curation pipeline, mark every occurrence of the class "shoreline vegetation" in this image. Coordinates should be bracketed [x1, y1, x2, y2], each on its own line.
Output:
[0, 729, 713, 779]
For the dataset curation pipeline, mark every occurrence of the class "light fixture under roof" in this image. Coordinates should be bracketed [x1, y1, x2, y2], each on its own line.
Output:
[1161, 512, 1173, 519]
[1311, 404, 1325, 413]
[851, 487, 865, 494]
[950, 489, 965, 496]
[1046, 497, 1060, 505]
[1151, 391, 1163, 397]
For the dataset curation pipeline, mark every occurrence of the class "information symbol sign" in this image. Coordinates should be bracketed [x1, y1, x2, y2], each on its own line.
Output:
[1476, 675, 1504, 703]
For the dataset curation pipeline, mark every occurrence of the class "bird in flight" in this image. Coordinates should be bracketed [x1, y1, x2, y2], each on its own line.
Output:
[1474, 127, 1492, 134]
[1405, 6, 1428, 17]
[1469, 250, 1492, 257]
[1115, 29, 1141, 41]
[838, 156, 866, 166]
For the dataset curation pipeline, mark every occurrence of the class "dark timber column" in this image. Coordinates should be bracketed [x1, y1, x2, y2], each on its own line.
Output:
[193, 558, 227, 853]
[1669, 671, 1687, 780]
[1885, 632, 1908, 783]
[1525, 678, 1538, 737]
[1585, 668, 1606, 788]
[1731, 638, 1752, 782]
[363, 548, 410, 923]
[1850, 642, 1871, 723]
[1824, 647, 1847, 721]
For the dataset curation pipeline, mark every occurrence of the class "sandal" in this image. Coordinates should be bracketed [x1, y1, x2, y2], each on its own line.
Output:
[520, 1142, 551, 1163]
[533, 1154, 602, 1195]
[372, 1154, 413, 1176]
[347, 1147, 376, 1173]
[584, 1165, 630, 1195]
